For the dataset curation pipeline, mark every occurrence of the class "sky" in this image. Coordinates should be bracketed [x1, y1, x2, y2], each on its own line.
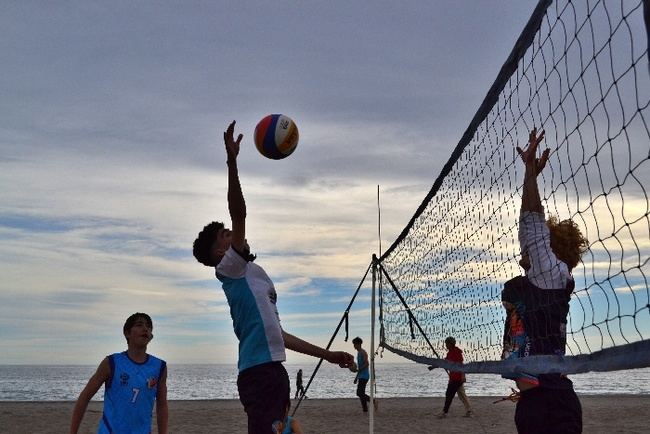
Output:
[1, 1, 542, 365]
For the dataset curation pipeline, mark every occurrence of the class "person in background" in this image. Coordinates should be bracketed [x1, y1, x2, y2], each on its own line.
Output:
[350, 337, 371, 412]
[70, 312, 168, 434]
[434, 336, 472, 419]
[294, 369, 307, 399]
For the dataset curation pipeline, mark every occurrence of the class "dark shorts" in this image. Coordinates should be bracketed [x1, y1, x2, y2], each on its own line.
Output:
[237, 362, 290, 434]
[515, 386, 582, 434]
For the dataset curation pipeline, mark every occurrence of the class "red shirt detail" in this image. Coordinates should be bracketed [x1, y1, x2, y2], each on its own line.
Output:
[446, 347, 465, 382]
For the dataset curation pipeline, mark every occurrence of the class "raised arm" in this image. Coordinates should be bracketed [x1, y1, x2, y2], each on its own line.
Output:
[517, 128, 549, 213]
[224, 121, 247, 253]
[516, 128, 569, 288]
[70, 357, 110, 434]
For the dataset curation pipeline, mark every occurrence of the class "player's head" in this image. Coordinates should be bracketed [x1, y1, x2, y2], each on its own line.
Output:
[444, 336, 456, 349]
[352, 337, 363, 349]
[123, 312, 153, 344]
[193, 221, 227, 266]
[547, 216, 588, 270]
[519, 216, 588, 271]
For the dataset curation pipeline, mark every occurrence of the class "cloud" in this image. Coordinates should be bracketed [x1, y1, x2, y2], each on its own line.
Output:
[7, 0, 630, 366]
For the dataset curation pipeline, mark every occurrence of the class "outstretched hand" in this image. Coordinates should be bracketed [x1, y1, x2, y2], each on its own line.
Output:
[326, 351, 355, 369]
[224, 120, 243, 161]
[516, 128, 549, 176]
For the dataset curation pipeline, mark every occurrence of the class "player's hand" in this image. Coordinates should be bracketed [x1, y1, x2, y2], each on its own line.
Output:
[326, 351, 355, 368]
[224, 120, 243, 161]
[516, 128, 549, 176]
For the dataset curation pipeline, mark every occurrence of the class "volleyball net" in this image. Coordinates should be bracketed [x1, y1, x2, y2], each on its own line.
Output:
[377, 0, 650, 374]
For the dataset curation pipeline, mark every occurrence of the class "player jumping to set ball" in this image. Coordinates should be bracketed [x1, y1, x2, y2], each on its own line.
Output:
[193, 120, 354, 434]
[501, 128, 588, 433]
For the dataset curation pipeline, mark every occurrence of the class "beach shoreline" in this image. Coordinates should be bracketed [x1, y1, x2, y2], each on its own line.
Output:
[1, 395, 648, 433]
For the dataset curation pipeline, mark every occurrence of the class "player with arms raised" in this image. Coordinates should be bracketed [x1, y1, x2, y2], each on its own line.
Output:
[193, 120, 354, 433]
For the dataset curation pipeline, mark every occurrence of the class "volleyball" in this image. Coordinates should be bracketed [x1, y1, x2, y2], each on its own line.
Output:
[253, 114, 299, 160]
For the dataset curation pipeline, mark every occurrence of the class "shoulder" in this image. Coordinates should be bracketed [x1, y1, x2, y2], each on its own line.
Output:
[97, 356, 113, 374]
[147, 353, 166, 363]
[216, 247, 250, 279]
[146, 354, 167, 371]
[502, 276, 526, 301]
[504, 275, 526, 288]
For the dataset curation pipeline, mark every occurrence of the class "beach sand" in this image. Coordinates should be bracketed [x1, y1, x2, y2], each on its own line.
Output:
[1, 395, 648, 433]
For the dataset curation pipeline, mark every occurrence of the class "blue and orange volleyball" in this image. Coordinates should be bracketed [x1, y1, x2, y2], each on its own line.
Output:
[253, 114, 299, 160]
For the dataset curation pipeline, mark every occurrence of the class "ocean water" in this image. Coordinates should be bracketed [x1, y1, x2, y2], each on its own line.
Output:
[1, 363, 649, 401]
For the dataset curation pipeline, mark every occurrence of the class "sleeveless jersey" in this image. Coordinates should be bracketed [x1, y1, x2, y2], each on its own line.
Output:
[357, 351, 370, 380]
[216, 247, 286, 372]
[98, 352, 166, 434]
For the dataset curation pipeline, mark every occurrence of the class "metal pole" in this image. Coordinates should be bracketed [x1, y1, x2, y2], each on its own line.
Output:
[369, 254, 377, 434]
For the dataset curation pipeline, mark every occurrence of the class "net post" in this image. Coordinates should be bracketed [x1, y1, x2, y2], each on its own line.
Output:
[369, 254, 378, 434]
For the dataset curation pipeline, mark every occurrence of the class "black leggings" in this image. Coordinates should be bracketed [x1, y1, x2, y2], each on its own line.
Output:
[356, 378, 370, 411]
[443, 380, 464, 413]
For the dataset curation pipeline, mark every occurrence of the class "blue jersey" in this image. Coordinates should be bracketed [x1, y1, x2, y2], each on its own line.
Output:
[216, 247, 286, 372]
[357, 351, 369, 380]
[98, 352, 166, 434]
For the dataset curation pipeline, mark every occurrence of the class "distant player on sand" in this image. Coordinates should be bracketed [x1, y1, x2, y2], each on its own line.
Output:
[350, 337, 372, 412]
[192, 120, 354, 433]
[501, 128, 587, 433]
[432, 336, 472, 419]
[295, 369, 306, 399]
[70, 312, 168, 434]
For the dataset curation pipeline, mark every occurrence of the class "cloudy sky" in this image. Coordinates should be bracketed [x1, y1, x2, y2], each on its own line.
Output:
[1, 1, 540, 365]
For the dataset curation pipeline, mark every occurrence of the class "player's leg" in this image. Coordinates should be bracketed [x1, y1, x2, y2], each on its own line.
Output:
[439, 380, 463, 418]
[357, 379, 369, 412]
[547, 388, 582, 434]
[514, 387, 548, 434]
[238, 362, 290, 433]
[457, 384, 472, 415]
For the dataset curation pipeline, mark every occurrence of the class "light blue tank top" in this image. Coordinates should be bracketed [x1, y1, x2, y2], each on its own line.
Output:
[98, 352, 166, 434]
[357, 351, 370, 380]
[216, 247, 286, 372]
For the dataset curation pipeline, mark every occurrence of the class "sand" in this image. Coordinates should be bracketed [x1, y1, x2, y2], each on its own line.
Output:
[1, 395, 648, 433]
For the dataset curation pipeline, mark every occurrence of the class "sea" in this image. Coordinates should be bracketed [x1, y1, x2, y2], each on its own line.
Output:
[1, 364, 649, 401]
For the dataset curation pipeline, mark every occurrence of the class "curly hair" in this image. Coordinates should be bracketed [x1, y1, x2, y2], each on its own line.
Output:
[547, 216, 589, 270]
[193, 221, 224, 267]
